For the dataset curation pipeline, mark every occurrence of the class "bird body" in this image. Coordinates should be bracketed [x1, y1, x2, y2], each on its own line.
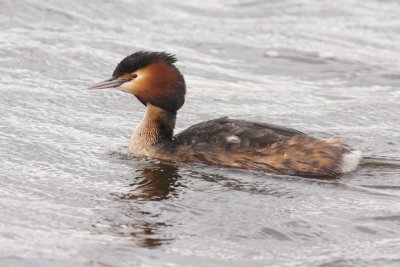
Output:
[90, 51, 360, 177]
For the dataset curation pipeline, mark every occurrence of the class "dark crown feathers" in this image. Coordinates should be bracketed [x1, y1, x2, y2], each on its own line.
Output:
[112, 51, 177, 77]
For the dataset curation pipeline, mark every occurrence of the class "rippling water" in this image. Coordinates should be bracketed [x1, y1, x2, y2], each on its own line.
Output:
[1, 0, 400, 266]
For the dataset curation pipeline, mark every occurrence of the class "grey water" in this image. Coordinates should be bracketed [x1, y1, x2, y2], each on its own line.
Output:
[1, 0, 400, 266]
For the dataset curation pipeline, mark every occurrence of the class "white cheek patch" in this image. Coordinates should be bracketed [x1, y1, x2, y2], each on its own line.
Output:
[118, 70, 149, 94]
[119, 81, 135, 93]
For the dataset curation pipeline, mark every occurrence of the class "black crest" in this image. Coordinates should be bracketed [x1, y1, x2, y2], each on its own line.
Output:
[112, 51, 177, 77]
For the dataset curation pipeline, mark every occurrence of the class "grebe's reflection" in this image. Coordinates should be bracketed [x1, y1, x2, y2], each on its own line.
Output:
[116, 161, 183, 248]
[121, 161, 182, 201]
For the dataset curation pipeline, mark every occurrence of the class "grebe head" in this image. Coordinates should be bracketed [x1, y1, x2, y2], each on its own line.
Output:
[90, 51, 186, 113]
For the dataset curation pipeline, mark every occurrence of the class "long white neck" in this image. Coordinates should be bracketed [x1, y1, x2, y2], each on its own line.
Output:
[129, 104, 176, 158]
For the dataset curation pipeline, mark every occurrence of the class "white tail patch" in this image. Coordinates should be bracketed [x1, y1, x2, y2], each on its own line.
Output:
[341, 150, 362, 173]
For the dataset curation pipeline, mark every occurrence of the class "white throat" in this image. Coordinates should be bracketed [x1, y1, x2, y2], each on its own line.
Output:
[128, 104, 176, 158]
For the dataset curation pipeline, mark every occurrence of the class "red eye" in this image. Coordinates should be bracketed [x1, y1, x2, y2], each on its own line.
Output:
[131, 73, 138, 79]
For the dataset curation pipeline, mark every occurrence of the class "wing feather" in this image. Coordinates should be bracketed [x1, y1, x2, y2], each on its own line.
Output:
[173, 117, 305, 151]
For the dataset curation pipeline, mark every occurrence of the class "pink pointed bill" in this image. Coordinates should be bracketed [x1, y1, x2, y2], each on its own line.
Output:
[88, 77, 128, 90]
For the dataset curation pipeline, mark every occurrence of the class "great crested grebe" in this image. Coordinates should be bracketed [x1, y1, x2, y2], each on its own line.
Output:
[90, 51, 361, 177]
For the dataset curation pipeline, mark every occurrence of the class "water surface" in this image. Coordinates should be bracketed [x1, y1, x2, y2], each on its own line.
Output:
[1, 0, 400, 266]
